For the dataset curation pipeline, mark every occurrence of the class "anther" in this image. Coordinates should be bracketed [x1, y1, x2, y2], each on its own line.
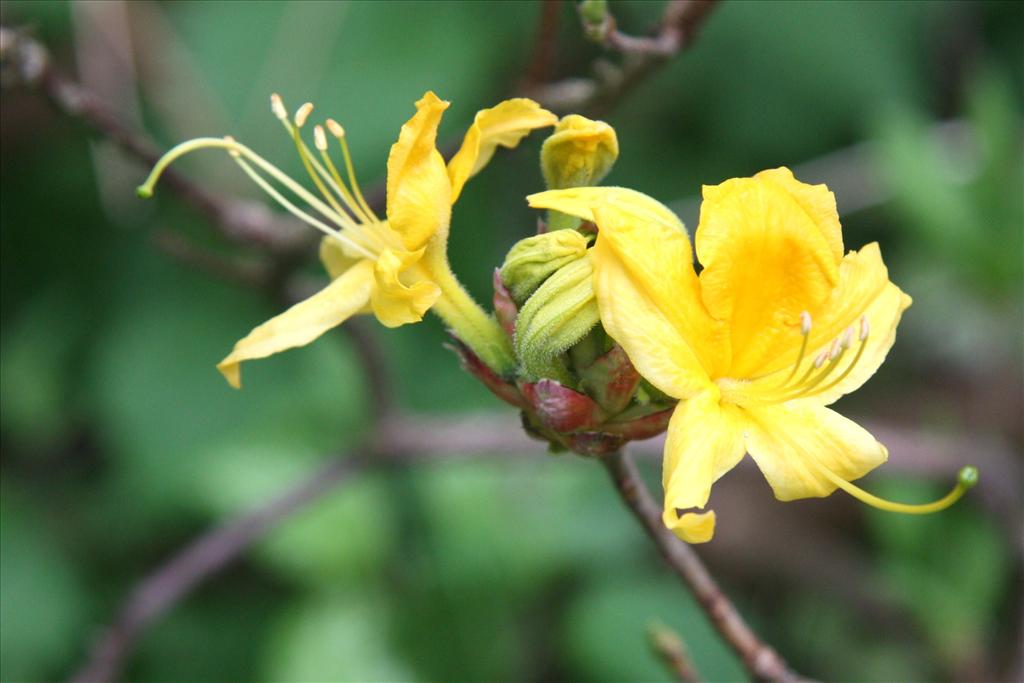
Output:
[859, 316, 870, 341]
[800, 311, 812, 336]
[840, 326, 854, 350]
[314, 125, 328, 151]
[326, 118, 345, 138]
[270, 93, 287, 120]
[827, 338, 841, 360]
[294, 102, 313, 128]
[813, 350, 828, 368]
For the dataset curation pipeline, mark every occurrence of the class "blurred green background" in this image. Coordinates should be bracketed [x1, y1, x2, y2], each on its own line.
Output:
[1, 1, 1021, 681]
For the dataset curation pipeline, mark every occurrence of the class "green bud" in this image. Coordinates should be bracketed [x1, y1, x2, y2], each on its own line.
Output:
[541, 114, 619, 190]
[579, 0, 610, 41]
[515, 255, 600, 380]
[499, 229, 591, 305]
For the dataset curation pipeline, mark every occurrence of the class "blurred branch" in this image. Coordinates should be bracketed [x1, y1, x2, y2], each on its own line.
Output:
[601, 450, 799, 683]
[0, 25, 311, 257]
[70, 451, 368, 683]
[648, 620, 704, 683]
[527, 0, 719, 114]
[64, 409, 1018, 683]
[522, 0, 563, 90]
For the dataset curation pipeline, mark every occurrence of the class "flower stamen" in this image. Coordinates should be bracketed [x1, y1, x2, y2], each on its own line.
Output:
[223, 139, 376, 260]
[313, 123, 378, 229]
[327, 118, 380, 223]
[781, 311, 813, 384]
[811, 461, 978, 514]
[288, 104, 357, 227]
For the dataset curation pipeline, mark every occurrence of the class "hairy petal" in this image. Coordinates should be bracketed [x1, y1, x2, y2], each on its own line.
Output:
[529, 187, 728, 383]
[697, 171, 842, 378]
[386, 91, 452, 251]
[217, 260, 375, 388]
[447, 98, 557, 203]
[662, 389, 747, 543]
[528, 186, 687, 236]
[370, 248, 441, 328]
[590, 226, 715, 399]
[751, 167, 844, 263]
[743, 402, 888, 501]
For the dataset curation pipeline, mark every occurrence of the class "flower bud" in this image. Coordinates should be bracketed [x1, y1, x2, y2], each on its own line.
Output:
[541, 115, 619, 190]
[515, 255, 600, 380]
[499, 229, 591, 305]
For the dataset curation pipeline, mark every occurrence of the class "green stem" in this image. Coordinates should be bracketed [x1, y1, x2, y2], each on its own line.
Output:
[418, 243, 515, 376]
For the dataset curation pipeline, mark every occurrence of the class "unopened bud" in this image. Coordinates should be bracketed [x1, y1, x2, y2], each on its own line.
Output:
[541, 114, 619, 190]
[515, 255, 600, 380]
[500, 229, 591, 304]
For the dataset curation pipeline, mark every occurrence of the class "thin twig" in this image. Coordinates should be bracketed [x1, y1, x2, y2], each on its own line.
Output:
[529, 0, 719, 114]
[0, 26, 311, 255]
[600, 450, 800, 683]
[649, 620, 704, 683]
[522, 0, 563, 90]
[64, 423, 527, 683]
[70, 452, 368, 683]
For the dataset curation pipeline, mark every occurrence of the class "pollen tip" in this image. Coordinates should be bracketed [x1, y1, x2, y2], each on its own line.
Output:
[295, 102, 314, 128]
[800, 311, 812, 335]
[814, 350, 828, 368]
[326, 118, 345, 138]
[314, 125, 328, 151]
[828, 338, 841, 360]
[859, 316, 870, 341]
[270, 93, 287, 120]
[841, 327, 854, 349]
[135, 185, 153, 199]
[958, 465, 979, 489]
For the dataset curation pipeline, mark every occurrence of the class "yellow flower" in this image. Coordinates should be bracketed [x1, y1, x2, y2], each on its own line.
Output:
[529, 168, 976, 543]
[139, 92, 557, 387]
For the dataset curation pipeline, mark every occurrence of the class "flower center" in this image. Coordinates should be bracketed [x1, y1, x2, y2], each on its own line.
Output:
[717, 311, 871, 407]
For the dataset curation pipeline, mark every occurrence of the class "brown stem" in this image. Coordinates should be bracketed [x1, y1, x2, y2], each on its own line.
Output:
[69, 452, 367, 683]
[522, 0, 563, 89]
[649, 620, 705, 683]
[600, 450, 801, 683]
[531, 0, 719, 114]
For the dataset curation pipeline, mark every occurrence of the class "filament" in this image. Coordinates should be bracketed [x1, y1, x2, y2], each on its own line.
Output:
[228, 153, 376, 260]
[812, 462, 978, 514]
[336, 131, 379, 222]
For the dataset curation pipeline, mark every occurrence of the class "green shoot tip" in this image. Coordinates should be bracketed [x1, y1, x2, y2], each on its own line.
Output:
[136, 185, 153, 199]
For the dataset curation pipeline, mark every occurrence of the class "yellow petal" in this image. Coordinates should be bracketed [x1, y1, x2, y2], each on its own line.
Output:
[696, 171, 843, 378]
[753, 167, 843, 263]
[447, 98, 557, 203]
[743, 402, 888, 501]
[386, 91, 452, 251]
[217, 260, 375, 389]
[528, 186, 686, 236]
[663, 509, 717, 544]
[370, 248, 441, 328]
[589, 211, 716, 399]
[743, 243, 912, 404]
[661, 389, 747, 543]
[319, 236, 362, 280]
